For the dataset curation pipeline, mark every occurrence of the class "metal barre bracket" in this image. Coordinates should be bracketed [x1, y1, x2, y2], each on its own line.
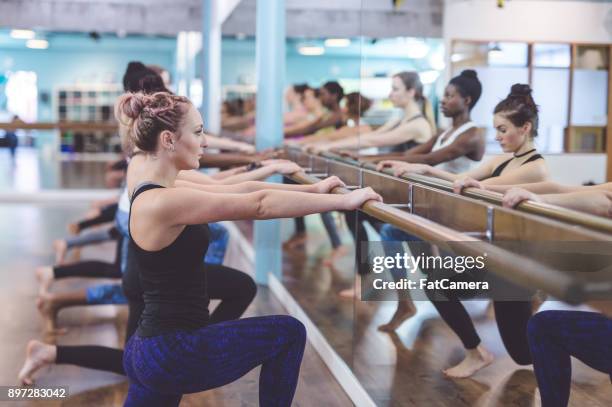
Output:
[408, 184, 414, 214]
[485, 206, 495, 242]
[307, 173, 328, 178]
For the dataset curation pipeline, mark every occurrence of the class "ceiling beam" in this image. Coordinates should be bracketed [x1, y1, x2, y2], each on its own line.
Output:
[0, 0, 442, 38]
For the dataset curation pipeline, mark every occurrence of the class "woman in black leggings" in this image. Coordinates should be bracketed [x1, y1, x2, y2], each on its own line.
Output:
[381, 84, 549, 378]
[19, 259, 257, 383]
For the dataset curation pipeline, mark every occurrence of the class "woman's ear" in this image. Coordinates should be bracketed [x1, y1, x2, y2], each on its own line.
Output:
[159, 130, 175, 151]
[522, 122, 533, 138]
[406, 87, 416, 99]
[464, 95, 472, 110]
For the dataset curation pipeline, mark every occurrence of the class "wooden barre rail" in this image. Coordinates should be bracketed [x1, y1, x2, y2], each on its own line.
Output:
[0, 122, 118, 132]
[289, 147, 612, 235]
[288, 170, 587, 304]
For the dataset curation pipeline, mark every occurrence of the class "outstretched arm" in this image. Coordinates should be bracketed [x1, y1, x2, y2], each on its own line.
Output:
[400, 131, 482, 166]
[503, 188, 612, 218]
[153, 186, 382, 226]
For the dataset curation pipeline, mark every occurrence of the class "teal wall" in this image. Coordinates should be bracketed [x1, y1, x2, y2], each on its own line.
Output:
[214, 37, 443, 87]
[1, 32, 443, 121]
[0, 33, 176, 121]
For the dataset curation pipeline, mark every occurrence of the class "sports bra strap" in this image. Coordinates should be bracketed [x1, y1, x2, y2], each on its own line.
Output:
[522, 154, 544, 164]
[130, 182, 164, 204]
[491, 153, 544, 178]
[388, 114, 424, 131]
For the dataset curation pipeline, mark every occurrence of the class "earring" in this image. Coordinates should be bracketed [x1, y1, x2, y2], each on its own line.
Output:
[169, 144, 175, 152]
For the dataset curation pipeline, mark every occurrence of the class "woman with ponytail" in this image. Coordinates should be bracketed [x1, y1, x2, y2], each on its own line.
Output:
[312, 71, 434, 153]
[373, 70, 486, 332]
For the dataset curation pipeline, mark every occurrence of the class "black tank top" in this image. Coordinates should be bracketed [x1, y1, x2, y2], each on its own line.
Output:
[389, 114, 426, 153]
[129, 183, 210, 337]
[491, 153, 544, 178]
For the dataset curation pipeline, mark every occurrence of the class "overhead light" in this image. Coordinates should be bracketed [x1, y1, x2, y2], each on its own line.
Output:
[451, 53, 465, 62]
[428, 52, 446, 70]
[26, 39, 49, 49]
[324, 38, 351, 47]
[488, 42, 503, 57]
[419, 70, 440, 85]
[10, 29, 35, 40]
[404, 38, 429, 59]
[298, 45, 325, 56]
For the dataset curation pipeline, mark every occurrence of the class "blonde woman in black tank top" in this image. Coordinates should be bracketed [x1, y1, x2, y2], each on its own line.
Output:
[117, 92, 382, 406]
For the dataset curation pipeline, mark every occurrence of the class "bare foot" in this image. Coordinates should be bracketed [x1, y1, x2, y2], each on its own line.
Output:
[35, 267, 54, 296]
[18, 340, 57, 385]
[378, 300, 417, 332]
[67, 223, 80, 235]
[322, 245, 349, 267]
[53, 240, 68, 264]
[283, 233, 307, 250]
[36, 294, 66, 335]
[443, 346, 494, 378]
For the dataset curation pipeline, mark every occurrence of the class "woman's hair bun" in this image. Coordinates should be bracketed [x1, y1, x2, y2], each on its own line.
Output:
[118, 93, 147, 121]
[460, 69, 478, 80]
[509, 83, 532, 97]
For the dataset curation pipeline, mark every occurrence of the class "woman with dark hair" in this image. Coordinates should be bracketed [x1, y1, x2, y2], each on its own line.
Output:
[312, 71, 434, 153]
[290, 92, 373, 149]
[283, 83, 310, 125]
[284, 81, 346, 138]
[380, 84, 549, 378]
[283, 87, 326, 139]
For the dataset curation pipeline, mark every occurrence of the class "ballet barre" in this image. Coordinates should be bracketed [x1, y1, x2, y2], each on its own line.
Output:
[287, 170, 597, 304]
[286, 146, 612, 235]
[283, 146, 612, 305]
[0, 121, 118, 132]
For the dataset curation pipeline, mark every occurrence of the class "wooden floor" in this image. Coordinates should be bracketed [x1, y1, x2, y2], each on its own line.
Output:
[0, 202, 352, 407]
[279, 214, 612, 407]
[0, 148, 109, 192]
[2, 156, 611, 406]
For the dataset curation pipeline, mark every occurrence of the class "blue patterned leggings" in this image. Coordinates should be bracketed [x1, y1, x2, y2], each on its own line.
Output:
[528, 310, 612, 407]
[123, 315, 306, 407]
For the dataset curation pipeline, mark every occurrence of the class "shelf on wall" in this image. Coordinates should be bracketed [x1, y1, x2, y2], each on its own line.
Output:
[54, 84, 123, 155]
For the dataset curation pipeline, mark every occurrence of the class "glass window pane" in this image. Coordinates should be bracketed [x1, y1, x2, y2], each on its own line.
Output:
[487, 42, 528, 67]
[571, 69, 608, 126]
[533, 43, 570, 68]
[532, 68, 569, 153]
